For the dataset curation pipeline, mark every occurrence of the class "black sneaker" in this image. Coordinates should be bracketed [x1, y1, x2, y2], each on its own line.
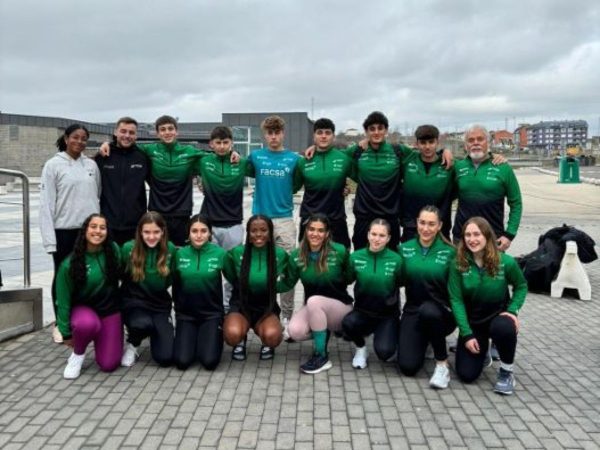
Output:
[259, 345, 275, 360]
[232, 340, 246, 361]
[300, 354, 332, 374]
[494, 368, 516, 395]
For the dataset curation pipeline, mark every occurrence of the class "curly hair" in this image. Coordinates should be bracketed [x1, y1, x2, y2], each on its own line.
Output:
[299, 214, 333, 273]
[130, 211, 170, 283]
[456, 217, 500, 276]
[69, 213, 120, 291]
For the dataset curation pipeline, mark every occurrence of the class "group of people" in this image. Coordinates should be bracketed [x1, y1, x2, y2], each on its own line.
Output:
[40, 111, 526, 395]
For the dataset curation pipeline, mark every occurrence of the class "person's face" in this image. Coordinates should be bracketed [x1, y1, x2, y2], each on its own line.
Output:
[465, 129, 489, 161]
[464, 223, 487, 255]
[189, 222, 211, 248]
[264, 129, 284, 151]
[305, 220, 328, 250]
[65, 129, 88, 156]
[313, 129, 334, 150]
[417, 211, 442, 246]
[366, 124, 387, 146]
[115, 123, 137, 148]
[141, 222, 163, 248]
[157, 123, 178, 144]
[210, 138, 233, 156]
[249, 219, 270, 248]
[86, 217, 107, 248]
[416, 138, 438, 161]
[368, 224, 390, 252]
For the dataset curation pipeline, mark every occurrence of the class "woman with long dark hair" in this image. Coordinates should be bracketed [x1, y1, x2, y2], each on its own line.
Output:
[396, 206, 456, 389]
[223, 215, 289, 361]
[285, 214, 353, 374]
[449, 216, 527, 395]
[120, 212, 176, 367]
[40, 124, 101, 343]
[56, 213, 121, 379]
[172, 215, 227, 370]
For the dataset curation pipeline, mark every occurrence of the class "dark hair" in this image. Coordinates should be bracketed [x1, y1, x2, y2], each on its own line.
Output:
[240, 215, 276, 316]
[188, 214, 213, 242]
[368, 218, 391, 235]
[299, 214, 333, 273]
[363, 111, 389, 131]
[417, 205, 453, 246]
[313, 118, 335, 133]
[456, 216, 500, 276]
[116, 116, 138, 128]
[415, 125, 440, 141]
[130, 211, 170, 282]
[210, 126, 233, 141]
[261, 115, 285, 132]
[69, 213, 119, 292]
[155, 115, 178, 131]
[55, 124, 90, 152]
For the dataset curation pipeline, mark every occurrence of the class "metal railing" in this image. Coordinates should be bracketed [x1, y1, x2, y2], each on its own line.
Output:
[0, 169, 31, 287]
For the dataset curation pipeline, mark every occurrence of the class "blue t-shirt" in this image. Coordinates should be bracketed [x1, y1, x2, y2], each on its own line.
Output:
[248, 148, 300, 218]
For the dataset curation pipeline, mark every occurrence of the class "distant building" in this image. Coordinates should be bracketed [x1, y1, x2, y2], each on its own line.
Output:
[490, 130, 513, 148]
[526, 120, 588, 151]
[513, 124, 529, 150]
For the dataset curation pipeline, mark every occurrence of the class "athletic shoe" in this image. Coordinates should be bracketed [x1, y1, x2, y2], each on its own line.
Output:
[259, 345, 275, 360]
[300, 354, 332, 374]
[232, 340, 247, 361]
[63, 352, 85, 379]
[282, 318, 294, 342]
[490, 344, 500, 361]
[494, 368, 516, 395]
[429, 364, 451, 389]
[121, 343, 139, 367]
[52, 326, 63, 344]
[483, 348, 493, 368]
[352, 346, 368, 369]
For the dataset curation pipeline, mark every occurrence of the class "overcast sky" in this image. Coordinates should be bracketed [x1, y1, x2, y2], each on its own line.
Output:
[1, 0, 599, 135]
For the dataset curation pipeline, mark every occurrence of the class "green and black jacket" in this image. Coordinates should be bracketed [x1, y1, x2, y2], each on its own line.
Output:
[452, 157, 523, 241]
[448, 252, 527, 340]
[347, 247, 403, 318]
[119, 240, 177, 314]
[172, 242, 227, 320]
[196, 154, 249, 227]
[138, 142, 210, 217]
[344, 142, 414, 219]
[398, 237, 456, 313]
[294, 147, 352, 221]
[224, 245, 289, 318]
[55, 242, 121, 339]
[283, 242, 352, 304]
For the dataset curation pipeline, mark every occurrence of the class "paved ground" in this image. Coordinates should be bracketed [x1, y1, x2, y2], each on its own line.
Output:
[0, 168, 599, 449]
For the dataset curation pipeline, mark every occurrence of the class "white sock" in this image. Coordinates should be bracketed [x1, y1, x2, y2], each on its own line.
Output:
[500, 361, 514, 372]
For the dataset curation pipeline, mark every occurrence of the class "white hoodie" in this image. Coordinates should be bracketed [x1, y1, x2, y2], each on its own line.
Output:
[39, 152, 101, 253]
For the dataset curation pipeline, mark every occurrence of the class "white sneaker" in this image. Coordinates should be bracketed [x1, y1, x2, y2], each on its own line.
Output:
[352, 346, 368, 369]
[429, 364, 451, 389]
[282, 318, 291, 342]
[121, 343, 139, 367]
[52, 326, 63, 344]
[63, 352, 85, 379]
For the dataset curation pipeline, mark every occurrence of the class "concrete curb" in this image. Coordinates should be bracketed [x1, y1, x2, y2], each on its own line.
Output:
[531, 167, 600, 186]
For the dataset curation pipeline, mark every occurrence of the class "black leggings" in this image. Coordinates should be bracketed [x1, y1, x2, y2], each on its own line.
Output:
[124, 308, 174, 367]
[397, 301, 456, 376]
[455, 315, 518, 383]
[341, 310, 399, 361]
[164, 215, 190, 247]
[173, 317, 223, 371]
[51, 229, 80, 315]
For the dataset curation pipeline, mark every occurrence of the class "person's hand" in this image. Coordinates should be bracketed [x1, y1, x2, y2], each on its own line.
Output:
[99, 142, 111, 157]
[358, 139, 368, 150]
[63, 338, 73, 348]
[497, 236, 511, 251]
[441, 148, 454, 169]
[491, 153, 507, 165]
[500, 312, 519, 333]
[304, 145, 316, 160]
[465, 338, 480, 354]
[230, 151, 240, 163]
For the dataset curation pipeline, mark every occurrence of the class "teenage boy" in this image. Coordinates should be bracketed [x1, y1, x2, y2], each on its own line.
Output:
[246, 115, 300, 337]
[196, 126, 248, 311]
[95, 117, 149, 245]
[100, 115, 238, 246]
[294, 118, 352, 248]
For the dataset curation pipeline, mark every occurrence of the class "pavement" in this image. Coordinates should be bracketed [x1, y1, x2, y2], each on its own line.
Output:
[0, 168, 599, 449]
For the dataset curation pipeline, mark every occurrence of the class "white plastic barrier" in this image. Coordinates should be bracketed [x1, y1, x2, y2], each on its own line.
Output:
[551, 241, 592, 301]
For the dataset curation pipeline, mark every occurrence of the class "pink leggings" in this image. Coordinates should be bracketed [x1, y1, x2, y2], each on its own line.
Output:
[71, 306, 123, 372]
[288, 295, 353, 341]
